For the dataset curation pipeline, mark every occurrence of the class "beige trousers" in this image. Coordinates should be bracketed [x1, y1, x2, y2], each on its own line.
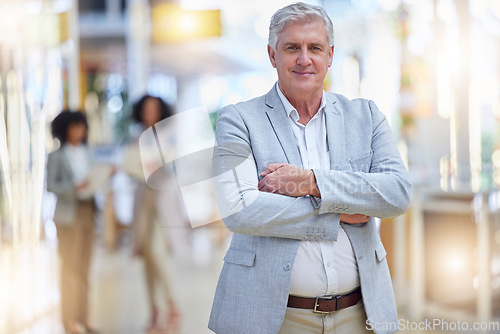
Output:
[142, 216, 174, 305]
[278, 301, 373, 334]
[57, 200, 95, 325]
[133, 185, 174, 305]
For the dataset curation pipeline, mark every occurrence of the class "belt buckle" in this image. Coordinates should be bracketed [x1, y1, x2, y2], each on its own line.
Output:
[313, 294, 338, 314]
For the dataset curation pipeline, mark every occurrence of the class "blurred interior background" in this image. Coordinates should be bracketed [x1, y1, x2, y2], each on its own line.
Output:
[1, 0, 500, 333]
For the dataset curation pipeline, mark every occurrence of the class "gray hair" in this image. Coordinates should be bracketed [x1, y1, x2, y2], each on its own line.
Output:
[268, 2, 334, 49]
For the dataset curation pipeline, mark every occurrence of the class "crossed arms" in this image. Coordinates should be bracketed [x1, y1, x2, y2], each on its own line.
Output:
[212, 100, 411, 240]
[258, 162, 371, 224]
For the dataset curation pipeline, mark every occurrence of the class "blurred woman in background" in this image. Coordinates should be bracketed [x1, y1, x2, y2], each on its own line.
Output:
[123, 95, 182, 333]
[47, 110, 98, 334]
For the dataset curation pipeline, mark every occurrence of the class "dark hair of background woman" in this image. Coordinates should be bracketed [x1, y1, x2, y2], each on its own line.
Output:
[50, 110, 89, 144]
[131, 95, 173, 125]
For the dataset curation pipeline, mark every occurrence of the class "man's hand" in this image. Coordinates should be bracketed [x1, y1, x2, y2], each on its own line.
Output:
[340, 213, 370, 224]
[258, 163, 320, 197]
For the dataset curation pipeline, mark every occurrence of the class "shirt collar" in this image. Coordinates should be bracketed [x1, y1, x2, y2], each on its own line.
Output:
[276, 82, 326, 122]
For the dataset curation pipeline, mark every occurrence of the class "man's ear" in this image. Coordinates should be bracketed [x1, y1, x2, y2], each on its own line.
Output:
[328, 45, 334, 67]
[268, 45, 277, 68]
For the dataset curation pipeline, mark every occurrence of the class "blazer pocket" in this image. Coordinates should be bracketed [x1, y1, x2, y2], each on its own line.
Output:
[349, 152, 373, 172]
[223, 248, 256, 267]
[375, 242, 387, 263]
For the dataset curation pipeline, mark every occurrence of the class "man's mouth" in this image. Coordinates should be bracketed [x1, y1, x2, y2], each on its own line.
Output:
[293, 70, 314, 76]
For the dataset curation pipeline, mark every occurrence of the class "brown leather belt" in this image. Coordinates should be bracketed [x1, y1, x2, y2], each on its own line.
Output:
[287, 287, 362, 314]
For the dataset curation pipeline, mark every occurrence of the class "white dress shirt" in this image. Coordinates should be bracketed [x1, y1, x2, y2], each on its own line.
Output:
[276, 84, 360, 297]
[64, 143, 91, 188]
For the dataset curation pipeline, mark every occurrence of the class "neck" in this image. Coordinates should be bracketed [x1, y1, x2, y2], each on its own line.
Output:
[279, 86, 323, 125]
[66, 140, 81, 147]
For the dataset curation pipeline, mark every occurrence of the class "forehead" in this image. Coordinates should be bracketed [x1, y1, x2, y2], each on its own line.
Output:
[68, 121, 86, 129]
[144, 98, 160, 109]
[277, 19, 328, 45]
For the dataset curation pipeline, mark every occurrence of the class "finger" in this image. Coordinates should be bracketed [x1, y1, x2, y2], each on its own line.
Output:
[260, 165, 277, 177]
[259, 183, 274, 193]
[260, 163, 286, 177]
[258, 178, 272, 192]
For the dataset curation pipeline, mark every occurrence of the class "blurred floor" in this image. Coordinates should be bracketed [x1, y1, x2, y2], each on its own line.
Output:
[6, 229, 497, 334]
[11, 228, 226, 334]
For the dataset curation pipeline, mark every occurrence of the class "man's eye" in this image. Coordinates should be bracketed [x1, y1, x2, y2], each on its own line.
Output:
[286, 46, 297, 50]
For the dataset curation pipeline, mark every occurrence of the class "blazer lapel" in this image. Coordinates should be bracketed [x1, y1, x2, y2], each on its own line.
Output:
[325, 95, 346, 170]
[264, 86, 302, 167]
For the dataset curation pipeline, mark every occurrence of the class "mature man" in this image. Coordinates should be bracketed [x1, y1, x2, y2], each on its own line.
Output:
[209, 3, 411, 334]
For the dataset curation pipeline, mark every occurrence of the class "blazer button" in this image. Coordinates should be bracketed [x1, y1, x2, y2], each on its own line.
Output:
[284, 262, 292, 271]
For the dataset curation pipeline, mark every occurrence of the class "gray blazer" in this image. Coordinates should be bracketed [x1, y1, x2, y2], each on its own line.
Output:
[46, 147, 92, 225]
[209, 85, 411, 334]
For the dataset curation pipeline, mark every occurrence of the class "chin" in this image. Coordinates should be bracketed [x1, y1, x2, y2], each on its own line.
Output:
[291, 82, 320, 94]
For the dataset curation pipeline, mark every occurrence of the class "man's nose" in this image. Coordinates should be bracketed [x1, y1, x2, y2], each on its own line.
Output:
[297, 47, 312, 66]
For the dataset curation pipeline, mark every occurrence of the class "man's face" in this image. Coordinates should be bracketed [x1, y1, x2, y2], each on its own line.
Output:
[268, 19, 333, 100]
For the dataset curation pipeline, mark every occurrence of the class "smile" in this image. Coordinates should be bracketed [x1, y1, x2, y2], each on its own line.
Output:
[293, 71, 314, 75]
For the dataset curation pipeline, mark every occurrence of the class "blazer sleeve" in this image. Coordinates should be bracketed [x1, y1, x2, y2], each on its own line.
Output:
[313, 100, 411, 218]
[46, 151, 76, 200]
[212, 104, 340, 241]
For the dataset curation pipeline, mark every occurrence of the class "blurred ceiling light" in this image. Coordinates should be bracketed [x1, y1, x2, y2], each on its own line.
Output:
[179, 12, 198, 34]
[152, 3, 221, 43]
